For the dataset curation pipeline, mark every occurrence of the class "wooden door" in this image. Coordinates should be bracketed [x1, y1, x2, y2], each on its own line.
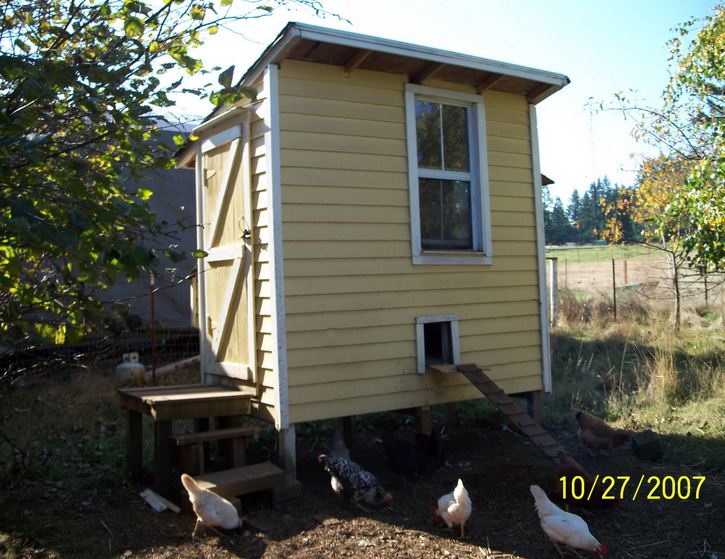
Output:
[199, 116, 255, 384]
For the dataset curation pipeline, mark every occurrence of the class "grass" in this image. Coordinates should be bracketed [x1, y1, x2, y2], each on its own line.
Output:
[547, 243, 654, 263]
[546, 292, 725, 471]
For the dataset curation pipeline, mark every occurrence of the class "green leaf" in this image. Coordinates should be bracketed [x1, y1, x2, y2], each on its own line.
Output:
[218, 65, 235, 89]
[124, 16, 144, 37]
[172, 134, 186, 146]
[136, 188, 153, 201]
[191, 249, 208, 259]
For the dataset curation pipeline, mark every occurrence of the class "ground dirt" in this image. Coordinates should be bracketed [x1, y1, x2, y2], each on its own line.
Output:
[1, 372, 723, 559]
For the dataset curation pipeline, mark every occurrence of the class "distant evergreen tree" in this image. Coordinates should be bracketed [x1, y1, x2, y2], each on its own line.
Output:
[547, 197, 573, 244]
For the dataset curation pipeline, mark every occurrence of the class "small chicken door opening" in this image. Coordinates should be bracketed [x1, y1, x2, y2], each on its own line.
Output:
[416, 315, 460, 374]
[424, 322, 452, 366]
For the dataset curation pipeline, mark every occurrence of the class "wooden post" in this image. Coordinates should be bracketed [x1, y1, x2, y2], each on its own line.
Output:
[154, 420, 172, 496]
[126, 409, 143, 479]
[704, 274, 709, 307]
[415, 406, 432, 436]
[623, 259, 628, 285]
[278, 425, 297, 480]
[524, 391, 542, 423]
[342, 416, 354, 448]
[612, 258, 617, 321]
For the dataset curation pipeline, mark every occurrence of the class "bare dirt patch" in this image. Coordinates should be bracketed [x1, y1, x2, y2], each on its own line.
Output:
[1, 373, 724, 559]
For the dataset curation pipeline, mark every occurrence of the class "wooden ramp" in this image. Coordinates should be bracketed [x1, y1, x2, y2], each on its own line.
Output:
[431, 363, 566, 464]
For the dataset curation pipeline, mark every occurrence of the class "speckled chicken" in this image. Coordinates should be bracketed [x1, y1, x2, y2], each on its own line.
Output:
[318, 454, 393, 510]
[181, 473, 242, 540]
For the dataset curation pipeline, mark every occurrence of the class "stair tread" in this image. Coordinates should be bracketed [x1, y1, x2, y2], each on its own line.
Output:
[194, 462, 286, 497]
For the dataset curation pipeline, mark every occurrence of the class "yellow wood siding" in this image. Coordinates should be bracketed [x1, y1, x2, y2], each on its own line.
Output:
[278, 60, 542, 423]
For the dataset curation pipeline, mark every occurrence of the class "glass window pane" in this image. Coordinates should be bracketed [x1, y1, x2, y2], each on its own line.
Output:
[419, 178, 441, 243]
[416, 100, 441, 169]
[442, 180, 472, 247]
[420, 179, 472, 250]
[442, 104, 469, 172]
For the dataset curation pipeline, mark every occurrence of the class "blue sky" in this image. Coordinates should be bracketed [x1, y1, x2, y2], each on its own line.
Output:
[179, 0, 718, 205]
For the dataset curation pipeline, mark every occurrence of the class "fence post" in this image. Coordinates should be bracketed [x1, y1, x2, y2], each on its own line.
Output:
[611, 258, 617, 321]
[547, 257, 558, 325]
[624, 259, 628, 285]
[150, 272, 157, 385]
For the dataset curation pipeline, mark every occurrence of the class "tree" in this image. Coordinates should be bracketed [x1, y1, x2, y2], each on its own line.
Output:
[607, 5, 724, 273]
[663, 5, 724, 272]
[0, 1, 328, 375]
[546, 197, 573, 245]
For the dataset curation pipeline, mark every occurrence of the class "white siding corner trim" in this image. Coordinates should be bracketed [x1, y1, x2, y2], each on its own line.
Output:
[529, 105, 552, 393]
[404, 83, 492, 266]
[194, 144, 210, 383]
[264, 64, 289, 428]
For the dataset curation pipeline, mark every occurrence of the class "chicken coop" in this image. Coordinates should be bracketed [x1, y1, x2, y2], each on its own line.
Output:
[174, 22, 570, 482]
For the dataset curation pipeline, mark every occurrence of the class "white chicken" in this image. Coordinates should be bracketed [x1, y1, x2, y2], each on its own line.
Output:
[181, 473, 243, 540]
[529, 484, 608, 558]
[431, 478, 472, 538]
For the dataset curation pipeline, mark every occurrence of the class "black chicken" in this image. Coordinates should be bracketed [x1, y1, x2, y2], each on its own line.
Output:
[382, 425, 445, 477]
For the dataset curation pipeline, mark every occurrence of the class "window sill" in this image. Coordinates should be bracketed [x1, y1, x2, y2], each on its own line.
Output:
[413, 251, 492, 266]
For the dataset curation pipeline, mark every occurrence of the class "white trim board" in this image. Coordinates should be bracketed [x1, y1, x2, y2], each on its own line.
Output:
[415, 315, 461, 374]
[529, 105, 552, 393]
[264, 64, 289, 430]
[405, 83, 492, 266]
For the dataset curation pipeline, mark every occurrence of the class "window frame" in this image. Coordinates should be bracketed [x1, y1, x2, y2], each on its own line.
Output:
[405, 83, 492, 265]
[415, 314, 461, 374]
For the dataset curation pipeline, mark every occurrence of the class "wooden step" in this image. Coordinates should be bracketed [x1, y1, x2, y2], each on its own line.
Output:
[193, 462, 286, 499]
[173, 426, 261, 446]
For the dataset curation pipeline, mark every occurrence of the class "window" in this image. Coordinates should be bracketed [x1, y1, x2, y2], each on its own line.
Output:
[405, 84, 491, 265]
[415, 315, 460, 374]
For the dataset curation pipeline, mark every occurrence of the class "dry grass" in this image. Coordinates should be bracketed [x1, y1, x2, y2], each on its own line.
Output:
[548, 290, 725, 470]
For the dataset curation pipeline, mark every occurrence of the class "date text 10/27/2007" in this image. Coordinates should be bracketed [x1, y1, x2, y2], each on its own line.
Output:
[559, 475, 706, 501]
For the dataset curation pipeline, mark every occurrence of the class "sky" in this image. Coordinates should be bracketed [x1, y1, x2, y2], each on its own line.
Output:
[176, 0, 718, 205]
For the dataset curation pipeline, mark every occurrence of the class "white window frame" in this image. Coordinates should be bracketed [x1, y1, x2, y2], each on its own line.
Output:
[415, 314, 461, 374]
[405, 83, 492, 265]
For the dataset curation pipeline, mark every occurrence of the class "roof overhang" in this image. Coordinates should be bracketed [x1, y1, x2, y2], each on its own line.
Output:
[241, 22, 570, 103]
[177, 22, 570, 168]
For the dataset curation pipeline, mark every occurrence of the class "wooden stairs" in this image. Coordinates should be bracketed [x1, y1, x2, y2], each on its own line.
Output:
[118, 383, 293, 501]
[431, 363, 568, 465]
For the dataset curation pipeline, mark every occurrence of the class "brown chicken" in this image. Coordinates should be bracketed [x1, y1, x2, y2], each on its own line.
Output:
[576, 411, 630, 452]
[556, 450, 619, 509]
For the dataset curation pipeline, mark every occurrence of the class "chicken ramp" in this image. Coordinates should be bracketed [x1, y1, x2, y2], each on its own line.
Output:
[431, 363, 571, 466]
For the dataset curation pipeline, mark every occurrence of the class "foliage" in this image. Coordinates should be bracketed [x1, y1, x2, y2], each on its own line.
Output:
[605, 5, 724, 272]
[0, 0, 329, 368]
[663, 5, 724, 273]
[543, 176, 637, 245]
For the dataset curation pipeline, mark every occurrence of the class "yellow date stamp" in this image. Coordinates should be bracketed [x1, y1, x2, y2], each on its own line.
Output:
[559, 475, 707, 501]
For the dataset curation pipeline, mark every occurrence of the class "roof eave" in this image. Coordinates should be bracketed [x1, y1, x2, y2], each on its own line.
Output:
[240, 22, 570, 101]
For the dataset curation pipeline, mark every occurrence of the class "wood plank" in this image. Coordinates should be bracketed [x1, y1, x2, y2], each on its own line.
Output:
[281, 130, 406, 157]
[173, 426, 261, 446]
[193, 462, 286, 498]
[457, 365, 569, 467]
[126, 410, 143, 478]
[154, 420, 172, 496]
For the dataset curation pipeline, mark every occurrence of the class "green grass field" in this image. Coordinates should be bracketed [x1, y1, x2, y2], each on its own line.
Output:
[546, 243, 653, 263]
